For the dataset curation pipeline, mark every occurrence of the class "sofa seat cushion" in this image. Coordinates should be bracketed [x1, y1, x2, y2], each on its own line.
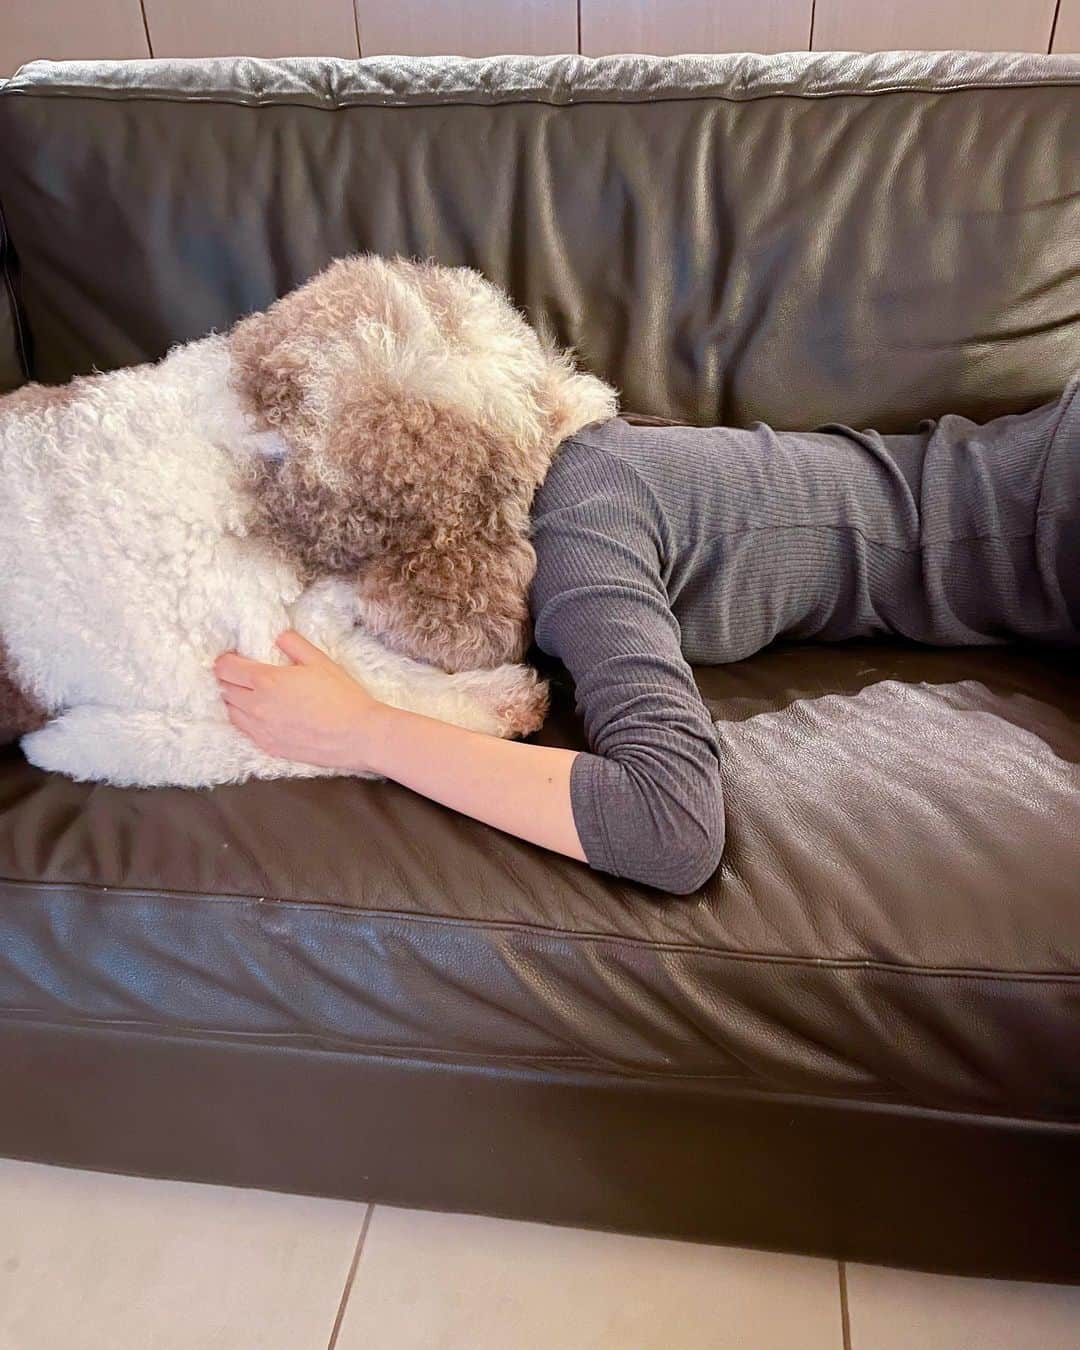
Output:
[1, 640, 1077, 1122]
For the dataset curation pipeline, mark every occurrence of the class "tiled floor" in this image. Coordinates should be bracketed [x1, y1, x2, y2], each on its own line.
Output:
[0, 1158, 1076, 1350]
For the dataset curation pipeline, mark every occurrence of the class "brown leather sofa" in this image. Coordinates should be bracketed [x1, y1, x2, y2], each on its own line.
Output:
[1, 50, 1077, 1284]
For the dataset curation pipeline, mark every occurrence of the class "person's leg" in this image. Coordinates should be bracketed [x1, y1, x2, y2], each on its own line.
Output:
[810, 371, 1080, 647]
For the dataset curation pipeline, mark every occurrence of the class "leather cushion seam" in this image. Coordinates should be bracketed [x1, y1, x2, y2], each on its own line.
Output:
[1, 878, 1076, 982]
[2, 80, 1079, 112]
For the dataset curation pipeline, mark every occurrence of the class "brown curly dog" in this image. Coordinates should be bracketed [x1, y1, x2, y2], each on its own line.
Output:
[227, 253, 619, 673]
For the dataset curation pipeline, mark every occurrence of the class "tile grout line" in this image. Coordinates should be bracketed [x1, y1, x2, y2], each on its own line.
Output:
[838, 1260, 853, 1350]
[327, 1203, 375, 1350]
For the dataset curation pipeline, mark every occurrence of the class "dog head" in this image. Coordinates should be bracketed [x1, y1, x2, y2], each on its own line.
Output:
[227, 253, 618, 668]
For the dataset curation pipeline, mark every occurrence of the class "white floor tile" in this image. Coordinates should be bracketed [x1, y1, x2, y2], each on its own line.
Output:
[0, 1157, 365, 1350]
[846, 1261, 1080, 1350]
[336, 1205, 844, 1350]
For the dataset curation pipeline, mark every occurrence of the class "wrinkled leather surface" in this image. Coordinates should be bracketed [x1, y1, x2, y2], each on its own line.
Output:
[0, 190, 29, 392]
[2, 642, 1077, 1119]
[0, 53, 1078, 1275]
[1, 52, 1078, 424]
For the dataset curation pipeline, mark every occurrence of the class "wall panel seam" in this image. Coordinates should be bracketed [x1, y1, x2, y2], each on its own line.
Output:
[138, 0, 153, 58]
[1049, 0, 1063, 53]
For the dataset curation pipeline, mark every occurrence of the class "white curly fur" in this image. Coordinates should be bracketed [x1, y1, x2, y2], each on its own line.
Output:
[0, 328, 558, 788]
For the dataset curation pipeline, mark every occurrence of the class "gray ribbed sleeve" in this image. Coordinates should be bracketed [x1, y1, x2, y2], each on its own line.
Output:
[528, 445, 726, 894]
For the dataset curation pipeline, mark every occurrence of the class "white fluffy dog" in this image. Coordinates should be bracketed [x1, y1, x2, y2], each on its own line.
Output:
[0, 253, 617, 787]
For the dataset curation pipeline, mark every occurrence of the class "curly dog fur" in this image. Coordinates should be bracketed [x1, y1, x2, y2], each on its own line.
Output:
[0, 253, 619, 787]
[228, 254, 617, 671]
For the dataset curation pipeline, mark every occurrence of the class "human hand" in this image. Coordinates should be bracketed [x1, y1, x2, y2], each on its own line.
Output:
[213, 629, 389, 773]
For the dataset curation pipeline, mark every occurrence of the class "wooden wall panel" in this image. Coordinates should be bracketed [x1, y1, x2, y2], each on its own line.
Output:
[144, 0, 359, 59]
[812, 0, 1058, 53]
[580, 1, 811, 57]
[357, 1, 578, 57]
[4, 0, 1076, 80]
[1052, 0, 1080, 51]
[0, 0, 148, 78]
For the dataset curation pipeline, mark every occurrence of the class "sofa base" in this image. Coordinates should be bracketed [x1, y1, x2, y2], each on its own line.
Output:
[3, 1018, 1076, 1284]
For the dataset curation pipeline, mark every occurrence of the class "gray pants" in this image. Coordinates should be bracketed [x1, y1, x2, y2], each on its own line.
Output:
[807, 371, 1080, 648]
[622, 372, 1080, 655]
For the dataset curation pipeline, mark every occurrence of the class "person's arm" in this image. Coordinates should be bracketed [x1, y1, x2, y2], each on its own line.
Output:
[218, 442, 725, 894]
[366, 703, 588, 862]
[523, 443, 726, 894]
[216, 632, 587, 862]
[364, 443, 725, 894]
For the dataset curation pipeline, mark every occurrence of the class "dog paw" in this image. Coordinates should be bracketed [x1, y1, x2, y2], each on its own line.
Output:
[494, 670, 550, 739]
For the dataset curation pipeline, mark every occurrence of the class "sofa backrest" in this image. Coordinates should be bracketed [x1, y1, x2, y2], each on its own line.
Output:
[1, 51, 1078, 428]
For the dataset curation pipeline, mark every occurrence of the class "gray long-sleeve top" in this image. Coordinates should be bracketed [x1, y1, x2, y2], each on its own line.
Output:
[526, 388, 1080, 894]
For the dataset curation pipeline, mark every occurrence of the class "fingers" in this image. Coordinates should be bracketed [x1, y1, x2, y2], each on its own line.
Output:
[224, 700, 256, 731]
[213, 633, 327, 685]
[218, 684, 258, 713]
[224, 700, 277, 754]
[275, 629, 328, 664]
[212, 652, 267, 688]
[215, 659, 273, 716]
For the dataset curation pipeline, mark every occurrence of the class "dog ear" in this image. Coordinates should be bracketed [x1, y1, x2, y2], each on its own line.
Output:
[238, 390, 528, 578]
[352, 533, 538, 672]
[237, 391, 541, 670]
[228, 252, 442, 439]
[228, 303, 315, 435]
[545, 365, 621, 445]
[532, 326, 620, 446]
